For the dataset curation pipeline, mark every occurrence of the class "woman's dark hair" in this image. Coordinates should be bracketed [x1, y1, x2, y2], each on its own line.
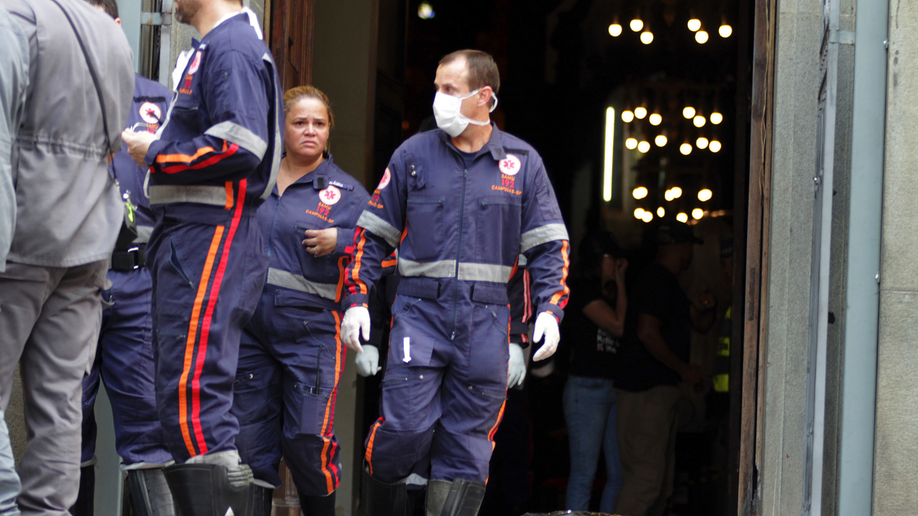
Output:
[577, 231, 624, 277]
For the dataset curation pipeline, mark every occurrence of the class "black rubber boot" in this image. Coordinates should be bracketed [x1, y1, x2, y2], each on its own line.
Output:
[425, 479, 486, 516]
[127, 468, 177, 516]
[299, 490, 335, 516]
[68, 465, 95, 516]
[357, 463, 407, 516]
[251, 485, 273, 516]
[163, 463, 256, 516]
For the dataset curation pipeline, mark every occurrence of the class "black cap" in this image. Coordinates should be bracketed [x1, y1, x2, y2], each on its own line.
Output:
[657, 222, 704, 245]
[579, 231, 626, 271]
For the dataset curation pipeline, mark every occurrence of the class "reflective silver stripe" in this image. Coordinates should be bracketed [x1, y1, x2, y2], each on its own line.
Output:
[266, 268, 338, 300]
[399, 258, 456, 278]
[459, 263, 513, 283]
[399, 258, 513, 283]
[520, 223, 569, 253]
[357, 211, 401, 247]
[205, 121, 267, 159]
[135, 225, 153, 244]
[149, 185, 228, 206]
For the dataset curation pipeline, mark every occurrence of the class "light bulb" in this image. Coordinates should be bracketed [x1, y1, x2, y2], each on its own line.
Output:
[696, 30, 709, 44]
[698, 188, 713, 202]
[642, 211, 653, 223]
[683, 106, 696, 119]
[609, 24, 623, 37]
[418, 2, 435, 19]
[655, 134, 668, 146]
[693, 115, 706, 128]
[692, 208, 705, 219]
[634, 106, 647, 119]
[632, 186, 648, 199]
[634, 207, 645, 219]
[671, 186, 682, 198]
[640, 31, 654, 44]
[638, 141, 651, 153]
[687, 18, 702, 32]
[696, 137, 709, 149]
[657, 207, 665, 217]
[710, 112, 723, 124]
[622, 110, 634, 123]
[680, 143, 692, 155]
[709, 140, 722, 152]
[719, 24, 733, 38]
[649, 113, 662, 125]
[676, 212, 689, 223]
[664, 189, 674, 202]
[625, 137, 638, 150]
[630, 19, 644, 32]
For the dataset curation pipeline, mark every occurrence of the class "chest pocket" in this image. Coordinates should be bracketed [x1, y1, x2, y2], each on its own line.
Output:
[405, 195, 445, 261]
[405, 153, 426, 191]
[294, 221, 341, 282]
[476, 195, 522, 262]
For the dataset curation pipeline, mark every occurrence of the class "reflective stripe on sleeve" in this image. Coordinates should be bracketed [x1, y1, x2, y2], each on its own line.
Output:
[266, 268, 339, 300]
[149, 185, 229, 206]
[357, 211, 401, 248]
[520, 224, 570, 253]
[205, 121, 268, 160]
[398, 258, 513, 283]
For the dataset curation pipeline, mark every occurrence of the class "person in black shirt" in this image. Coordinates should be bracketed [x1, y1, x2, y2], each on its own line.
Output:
[614, 222, 717, 516]
[562, 231, 628, 513]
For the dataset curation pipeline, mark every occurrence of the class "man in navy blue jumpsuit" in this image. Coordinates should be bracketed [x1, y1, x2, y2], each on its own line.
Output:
[70, 4, 175, 516]
[341, 50, 569, 516]
[122, 0, 282, 513]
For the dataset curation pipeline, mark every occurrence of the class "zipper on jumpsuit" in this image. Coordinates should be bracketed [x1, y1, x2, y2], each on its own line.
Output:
[450, 164, 469, 341]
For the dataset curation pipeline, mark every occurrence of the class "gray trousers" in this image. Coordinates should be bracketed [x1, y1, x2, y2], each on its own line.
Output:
[0, 261, 106, 516]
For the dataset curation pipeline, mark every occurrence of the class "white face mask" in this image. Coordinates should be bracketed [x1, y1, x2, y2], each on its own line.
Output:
[433, 89, 498, 137]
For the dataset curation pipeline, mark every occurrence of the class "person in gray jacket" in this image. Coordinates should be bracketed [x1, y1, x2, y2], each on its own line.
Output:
[0, 6, 29, 515]
[0, 0, 134, 514]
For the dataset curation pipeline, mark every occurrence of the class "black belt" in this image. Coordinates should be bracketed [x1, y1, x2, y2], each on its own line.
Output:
[111, 247, 146, 271]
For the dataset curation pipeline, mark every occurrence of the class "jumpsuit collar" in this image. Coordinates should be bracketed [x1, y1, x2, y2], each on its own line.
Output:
[437, 123, 508, 162]
[274, 154, 335, 196]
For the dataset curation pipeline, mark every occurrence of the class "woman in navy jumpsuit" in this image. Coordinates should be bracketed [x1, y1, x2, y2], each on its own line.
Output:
[231, 86, 369, 515]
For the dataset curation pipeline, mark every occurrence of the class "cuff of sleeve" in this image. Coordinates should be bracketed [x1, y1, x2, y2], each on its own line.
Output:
[538, 304, 564, 323]
[342, 295, 369, 311]
[336, 228, 354, 255]
[144, 140, 166, 168]
[509, 333, 530, 348]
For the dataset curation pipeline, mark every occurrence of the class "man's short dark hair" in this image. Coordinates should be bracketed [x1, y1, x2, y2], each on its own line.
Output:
[85, 0, 118, 19]
[439, 50, 500, 96]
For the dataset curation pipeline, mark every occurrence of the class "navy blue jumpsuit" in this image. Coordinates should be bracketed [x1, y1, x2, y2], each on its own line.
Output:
[344, 126, 570, 484]
[81, 74, 172, 468]
[231, 156, 369, 496]
[142, 13, 283, 462]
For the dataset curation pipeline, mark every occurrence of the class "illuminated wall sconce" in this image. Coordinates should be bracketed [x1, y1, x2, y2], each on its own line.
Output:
[687, 17, 702, 32]
[710, 111, 723, 124]
[692, 208, 705, 219]
[696, 136, 709, 149]
[609, 18, 623, 36]
[649, 112, 662, 126]
[642, 211, 654, 223]
[709, 139, 722, 152]
[640, 31, 654, 44]
[657, 207, 666, 218]
[655, 134, 668, 147]
[622, 104, 634, 122]
[638, 140, 651, 153]
[695, 30, 710, 43]
[698, 188, 713, 202]
[630, 18, 644, 32]
[680, 142, 693, 155]
[719, 23, 733, 38]
[634, 106, 648, 119]
[632, 186, 649, 199]
[670, 186, 682, 199]
[676, 212, 689, 223]
[683, 106, 696, 119]
[693, 115, 706, 127]
[634, 207, 646, 219]
[625, 137, 638, 150]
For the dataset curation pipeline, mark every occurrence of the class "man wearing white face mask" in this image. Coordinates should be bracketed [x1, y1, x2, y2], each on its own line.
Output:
[341, 50, 570, 516]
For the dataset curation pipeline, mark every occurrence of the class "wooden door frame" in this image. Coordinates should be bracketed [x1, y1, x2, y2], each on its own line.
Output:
[268, 0, 315, 91]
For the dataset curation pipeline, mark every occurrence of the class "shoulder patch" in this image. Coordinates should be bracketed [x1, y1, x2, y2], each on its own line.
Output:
[377, 168, 392, 190]
[188, 51, 202, 74]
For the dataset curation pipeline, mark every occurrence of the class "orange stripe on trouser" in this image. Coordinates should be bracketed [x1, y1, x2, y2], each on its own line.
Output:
[364, 419, 385, 476]
[485, 399, 507, 484]
[178, 180, 247, 457]
[318, 311, 344, 493]
[178, 226, 225, 456]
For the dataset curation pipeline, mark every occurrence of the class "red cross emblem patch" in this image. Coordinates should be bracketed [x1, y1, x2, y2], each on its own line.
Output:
[377, 168, 391, 190]
[319, 185, 341, 205]
[499, 154, 521, 176]
[139, 102, 162, 125]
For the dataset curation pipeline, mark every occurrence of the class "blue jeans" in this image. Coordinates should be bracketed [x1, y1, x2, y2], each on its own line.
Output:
[563, 375, 621, 513]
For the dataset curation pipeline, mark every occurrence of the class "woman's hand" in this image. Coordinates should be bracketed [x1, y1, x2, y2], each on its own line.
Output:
[615, 257, 629, 279]
[303, 228, 337, 258]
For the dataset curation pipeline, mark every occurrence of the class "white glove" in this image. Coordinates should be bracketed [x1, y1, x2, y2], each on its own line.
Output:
[531, 312, 560, 362]
[508, 343, 526, 388]
[355, 345, 382, 377]
[341, 306, 370, 354]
